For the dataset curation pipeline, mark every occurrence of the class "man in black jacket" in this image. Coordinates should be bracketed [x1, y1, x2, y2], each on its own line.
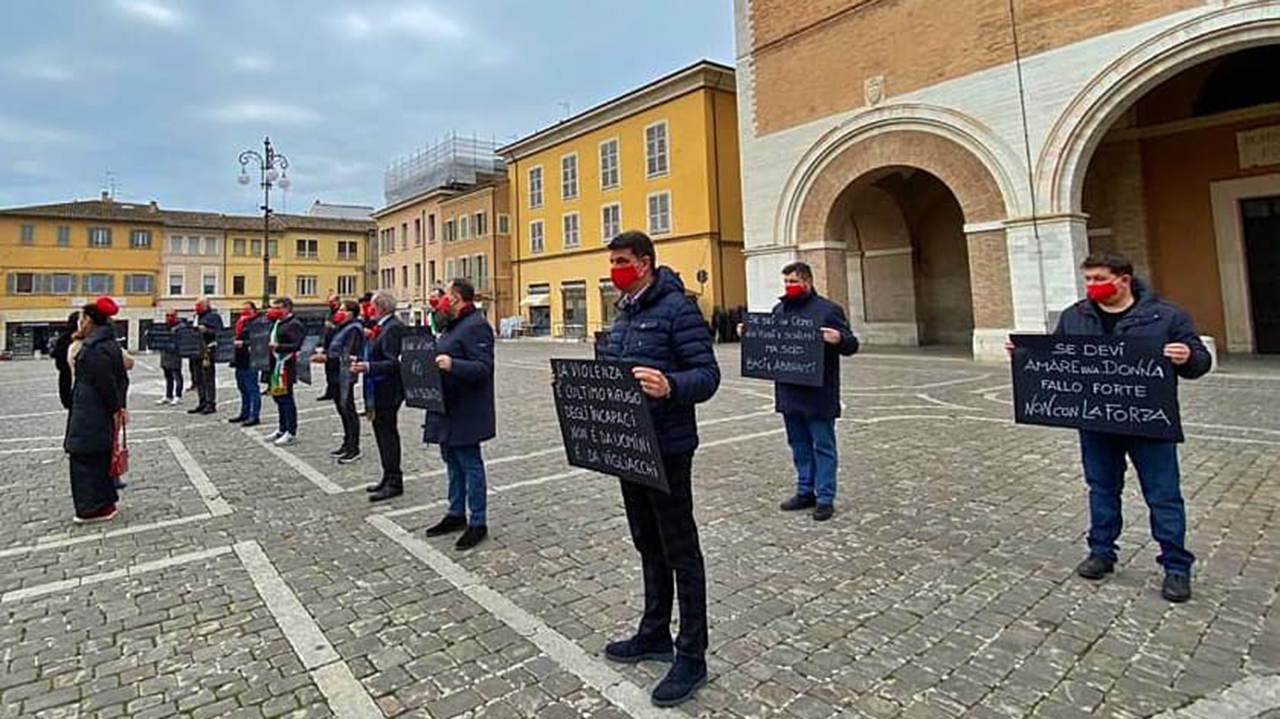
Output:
[352, 292, 406, 501]
[318, 293, 341, 402]
[764, 262, 859, 521]
[1026, 253, 1211, 603]
[265, 297, 305, 445]
[190, 298, 224, 415]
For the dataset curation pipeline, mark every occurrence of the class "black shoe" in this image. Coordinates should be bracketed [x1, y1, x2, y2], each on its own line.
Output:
[329, 447, 349, 457]
[228, 416, 246, 424]
[337, 449, 362, 465]
[812, 504, 834, 522]
[365, 480, 385, 494]
[1076, 555, 1115, 581]
[780, 494, 816, 512]
[455, 525, 487, 551]
[241, 418, 261, 428]
[604, 636, 674, 664]
[1162, 573, 1191, 603]
[113, 478, 127, 490]
[651, 655, 707, 707]
[316, 395, 334, 402]
[187, 406, 205, 415]
[200, 406, 217, 415]
[368, 483, 403, 503]
[425, 514, 467, 537]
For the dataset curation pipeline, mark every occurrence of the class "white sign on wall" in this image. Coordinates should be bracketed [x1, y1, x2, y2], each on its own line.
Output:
[1238, 125, 1280, 169]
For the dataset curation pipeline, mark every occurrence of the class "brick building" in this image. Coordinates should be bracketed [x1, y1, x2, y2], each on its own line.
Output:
[735, 0, 1280, 359]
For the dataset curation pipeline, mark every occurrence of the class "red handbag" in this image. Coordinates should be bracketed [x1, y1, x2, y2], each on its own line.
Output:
[109, 416, 129, 479]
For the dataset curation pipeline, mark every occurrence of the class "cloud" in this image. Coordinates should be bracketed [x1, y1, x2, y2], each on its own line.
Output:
[10, 159, 44, 176]
[0, 117, 82, 146]
[332, 4, 468, 42]
[209, 101, 321, 126]
[114, 0, 185, 29]
[233, 55, 273, 73]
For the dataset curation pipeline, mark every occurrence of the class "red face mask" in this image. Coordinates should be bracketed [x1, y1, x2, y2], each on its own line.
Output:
[165, 315, 177, 327]
[361, 303, 375, 320]
[428, 297, 440, 309]
[611, 264, 640, 292]
[437, 296, 452, 316]
[194, 303, 204, 314]
[333, 312, 348, 325]
[266, 308, 284, 321]
[1086, 280, 1119, 303]
[783, 284, 807, 300]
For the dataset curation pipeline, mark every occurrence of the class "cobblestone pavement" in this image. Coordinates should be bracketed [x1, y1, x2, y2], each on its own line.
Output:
[1, 342, 1278, 718]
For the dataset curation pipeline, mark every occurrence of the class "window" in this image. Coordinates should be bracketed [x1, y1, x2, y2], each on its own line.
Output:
[10, 273, 34, 294]
[444, 219, 456, 242]
[645, 122, 669, 177]
[562, 213, 580, 249]
[203, 237, 217, 255]
[379, 228, 394, 254]
[202, 269, 218, 296]
[648, 192, 671, 235]
[414, 263, 422, 289]
[168, 236, 183, 254]
[600, 278, 622, 329]
[130, 229, 152, 249]
[401, 223, 408, 250]
[460, 215, 470, 240]
[168, 271, 184, 296]
[250, 239, 262, 257]
[124, 274, 154, 295]
[233, 275, 246, 296]
[337, 241, 358, 261]
[296, 275, 318, 297]
[428, 214, 437, 243]
[267, 239, 278, 257]
[89, 227, 111, 247]
[528, 166, 543, 208]
[530, 220, 545, 254]
[233, 238, 246, 256]
[498, 214, 510, 234]
[57, 226, 70, 247]
[459, 257, 471, 283]
[474, 212, 487, 236]
[338, 275, 357, 295]
[600, 139, 620, 190]
[561, 153, 578, 199]
[428, 260, 437, 287]
[476, 254, 489, 291]
[20, 224, 34, 246]
[296, 239, 318, 259]
[445, 259, 456, 282]
[414, 218, 422, 246]
[401, 265, 408, 288]
[601, 203, 621, 243]
[267, 276, 278, 296]
[51, 273, 74, 294]
[85, 273, 112, 294]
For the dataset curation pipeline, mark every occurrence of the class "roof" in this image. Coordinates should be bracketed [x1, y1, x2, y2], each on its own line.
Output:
[308, 201, 375, 219]
[0, 198, 374, 233]
[498, 60, 736, 160]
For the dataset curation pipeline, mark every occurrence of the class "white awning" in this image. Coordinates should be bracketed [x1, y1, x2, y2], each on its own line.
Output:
[520, 294, 550, 307]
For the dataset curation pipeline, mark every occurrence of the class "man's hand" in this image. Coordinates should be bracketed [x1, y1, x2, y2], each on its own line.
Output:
[350, 360, 367, 375]
[821, 328, 842, 345]
[1164, 342, 1191, 366]
[310, 354, 325, 364]
[633, 367, 671, 399]
[736, 323, 744, 337]
[234, 339, 244, 349]
[1005, 338, 1016, 357]
[116, 410, 128, 426]
[436, 354, 453, 373]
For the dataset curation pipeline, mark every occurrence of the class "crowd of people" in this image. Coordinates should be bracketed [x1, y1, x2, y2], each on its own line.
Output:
[47, 227, 1212, 707]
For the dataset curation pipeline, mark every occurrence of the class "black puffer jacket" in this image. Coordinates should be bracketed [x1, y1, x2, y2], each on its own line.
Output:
[64, 325, 126, 455]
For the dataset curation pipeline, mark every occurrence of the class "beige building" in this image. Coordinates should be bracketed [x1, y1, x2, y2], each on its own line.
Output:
[735, 0, 1280, 358]
[439, 181, 514, 328]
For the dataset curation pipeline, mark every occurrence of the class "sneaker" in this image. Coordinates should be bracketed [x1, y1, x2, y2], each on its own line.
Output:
[604, 636, 674, 664]
[155, 397, 170, 406]
[780, 494, 816, 512]
[169, 397, 182, 405]
[274, 432, 296, 446]
[651, 655, 707, 707]
[1076, 555, 1116, 581]
[73, 505, 118, 525]
[1162, 573, 1191, 603]
[425, 514, 467, 537]
[455, 525, 488, 551]
[337, 449, 362, 464]
[812, 504, 835, 522]
[265, 430, 284, 442]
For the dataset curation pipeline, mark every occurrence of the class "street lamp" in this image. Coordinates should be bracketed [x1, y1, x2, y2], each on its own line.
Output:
[237, 137, 290, 307]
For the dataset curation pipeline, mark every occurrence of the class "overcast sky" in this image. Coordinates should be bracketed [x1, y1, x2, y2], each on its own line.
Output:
[0, 0, 735, 215]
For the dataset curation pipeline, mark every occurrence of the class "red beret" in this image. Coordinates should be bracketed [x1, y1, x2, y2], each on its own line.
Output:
[95, 296, 119, 317]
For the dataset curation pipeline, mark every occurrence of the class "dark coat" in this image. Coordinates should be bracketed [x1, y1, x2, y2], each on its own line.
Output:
[423, 306, 495, 447]
[231, 317, 264, 370]
[64, 325, 126, 455]
[1054, 278, 1213, 380]
[197, 309, 224, 358]
[771, 291, 860, 419]
[270, 315, 306, 389]
[51, 331, 74, 410]
[601, 267, 721, 455]
[363, 316, 405, 411]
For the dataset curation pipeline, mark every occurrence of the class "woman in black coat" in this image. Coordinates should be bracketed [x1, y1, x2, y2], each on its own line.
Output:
[64, 298, 128, 524]
[50, 312, 79, 410]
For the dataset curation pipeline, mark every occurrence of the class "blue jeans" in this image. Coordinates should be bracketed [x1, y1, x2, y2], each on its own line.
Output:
[1079, 431, 1194, 575]
[783, 413, 839, 506]
[273, 393, 297, 435]
[441, 445, 487, 526]
[235, 368, 261, 420]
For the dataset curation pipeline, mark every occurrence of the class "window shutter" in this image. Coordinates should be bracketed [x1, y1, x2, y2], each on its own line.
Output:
[5, 273, 14, 295]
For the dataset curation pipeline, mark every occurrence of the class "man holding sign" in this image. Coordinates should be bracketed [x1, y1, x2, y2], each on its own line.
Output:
[351, 293, 406, 500]
[1015, 253, 1211, 603]
[596, 231, 720, 708]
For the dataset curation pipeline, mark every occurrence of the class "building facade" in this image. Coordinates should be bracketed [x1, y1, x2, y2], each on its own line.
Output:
[439, 181, 514, 329]
[501, 60, 746, 338]
[735, 0, 1280, 358]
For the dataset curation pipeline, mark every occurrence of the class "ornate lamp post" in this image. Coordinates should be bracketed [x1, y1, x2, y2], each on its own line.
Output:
[237, 137, 291, 307]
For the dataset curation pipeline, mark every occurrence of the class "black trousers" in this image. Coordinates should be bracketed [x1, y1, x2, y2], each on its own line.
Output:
[335, 385, 360, 452]
[372, 406, 402, 484]
[196, 359, 216, 408]
[620, 451, 707, 658]
[69, 452, 117, 517]
[322, 358, 339, 398]
[164, 368, 183, 399]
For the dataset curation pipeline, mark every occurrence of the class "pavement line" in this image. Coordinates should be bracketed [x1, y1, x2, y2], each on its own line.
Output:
[378, 468, 591, 518]
[1152, 674, 1280, 718]
[0, 513, 215, 559]
[242, 427, 345, 495]
[165, 437, 234, 516]
[367, 516, 670, 719]
[234, 541, 383, 718]
[2, 545, 233, 603]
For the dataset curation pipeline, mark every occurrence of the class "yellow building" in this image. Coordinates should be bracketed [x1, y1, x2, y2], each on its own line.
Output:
[499, 60, 745, 338]
[439, 181, 514, 329]
[220, 214, 373, 311]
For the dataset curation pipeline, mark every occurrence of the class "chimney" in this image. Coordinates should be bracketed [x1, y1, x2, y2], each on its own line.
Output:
[100, 191, 111, 203]
[149, 200, 159, 214]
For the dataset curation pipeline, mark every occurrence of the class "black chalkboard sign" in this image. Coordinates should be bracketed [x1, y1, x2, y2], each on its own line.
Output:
[338, 330, 360, 407]
[146, 325, 174, 353]
[214, 328, 235, 364]
[1011, 334, 1183, 442]
[9, 332, 34, 357]
[593, 331, 611, 360]
[175, 325, 202, 359]
[401, 330, 444, 412]
[295, 335, 322, 385]
[741, 312, 825, 387]
[551, 359, 668, 493]
[248, 324, 271, 371]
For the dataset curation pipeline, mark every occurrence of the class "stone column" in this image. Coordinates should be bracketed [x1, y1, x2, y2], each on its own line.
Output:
[964, 224, 1015, 361]
[797, 241, 849, 316]
[743, 245, 798, 312]
[1004, 214, 1088, 333]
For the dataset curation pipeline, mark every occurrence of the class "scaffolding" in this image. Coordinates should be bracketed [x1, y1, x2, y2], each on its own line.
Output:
[383, 134, 505, 206]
